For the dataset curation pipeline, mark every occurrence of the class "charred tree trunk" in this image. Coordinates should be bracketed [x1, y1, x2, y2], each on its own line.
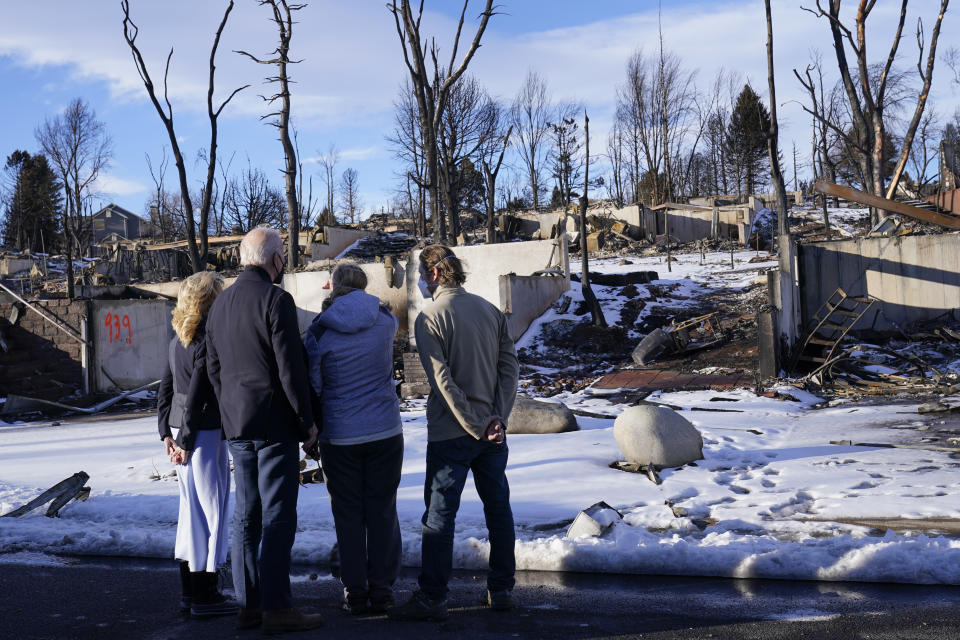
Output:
[238, 1, 302, 266]
[389, 0, 494, 244]
[123, 1, 244, 271]
[764, 0, 789, 237]
[579, 111, 606, 328]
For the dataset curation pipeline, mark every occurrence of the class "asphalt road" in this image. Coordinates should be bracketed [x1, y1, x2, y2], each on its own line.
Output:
[1, 555, 960, 639]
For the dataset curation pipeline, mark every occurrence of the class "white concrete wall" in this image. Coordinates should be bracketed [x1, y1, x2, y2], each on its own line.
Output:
[608, 205, 643, 235]
[405, 238, 569, 348]
[309, 226, 374, 260]
[797, 232, 960, 332]
[662, 208, 750, 244]
[90, 299, 174, 392]
[499, 274, 569, 341]
[282, 261, 408, 334]
[0, 258, 34, 275]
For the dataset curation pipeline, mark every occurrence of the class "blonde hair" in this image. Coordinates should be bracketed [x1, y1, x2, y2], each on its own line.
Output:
[172, 271, 225, 346]
[322, 263, 367, 311]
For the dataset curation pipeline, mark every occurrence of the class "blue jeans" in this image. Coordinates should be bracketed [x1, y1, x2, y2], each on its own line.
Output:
[418, 435, 515, 600]
[228, 440, 300, 611]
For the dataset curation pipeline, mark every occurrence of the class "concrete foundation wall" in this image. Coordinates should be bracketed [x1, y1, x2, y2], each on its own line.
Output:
[796, 232, 960, 332]
[310, 227, 375, 260]
[499, 274, 569, 341]
[0, 258, 35, 276]
[90, 299, 174, 392]
[536, 212, 579, 241]
[650, 208, 750, 244]
[405, 238, 569, 348]
[281, 262, 408, 334]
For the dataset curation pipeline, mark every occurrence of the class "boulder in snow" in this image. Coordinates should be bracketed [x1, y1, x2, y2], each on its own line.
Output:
[613, 405, 703, 467]
[507, 397, 579, 434]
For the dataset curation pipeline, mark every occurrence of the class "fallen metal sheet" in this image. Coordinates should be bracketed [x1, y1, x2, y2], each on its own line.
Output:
[1, 380, 160, 416]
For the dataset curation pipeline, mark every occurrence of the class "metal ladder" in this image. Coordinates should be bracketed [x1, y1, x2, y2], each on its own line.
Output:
[792, 287, 875, 371]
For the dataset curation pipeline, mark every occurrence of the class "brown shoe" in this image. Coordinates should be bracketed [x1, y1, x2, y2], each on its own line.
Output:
[262, 608, 325, 634]
[236, 608, 262, 630]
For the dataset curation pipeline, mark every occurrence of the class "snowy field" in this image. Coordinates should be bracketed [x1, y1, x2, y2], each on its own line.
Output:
[2, 247, 959, 585]
[1, 386, 959, 585]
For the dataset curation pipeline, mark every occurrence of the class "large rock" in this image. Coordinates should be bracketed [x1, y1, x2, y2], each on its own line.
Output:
[507, 397, 579, 434]
[613, 405, 703, 467]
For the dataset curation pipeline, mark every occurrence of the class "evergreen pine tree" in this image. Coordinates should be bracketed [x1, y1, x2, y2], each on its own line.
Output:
[725, 85, 770, 197]
[2, 150, 62, 252]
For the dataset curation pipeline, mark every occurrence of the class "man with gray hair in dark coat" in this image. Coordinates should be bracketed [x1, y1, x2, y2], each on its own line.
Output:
[206, 227, 323, 634]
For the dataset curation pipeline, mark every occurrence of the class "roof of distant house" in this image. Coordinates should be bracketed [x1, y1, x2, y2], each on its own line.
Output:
[91, 203, 143, 221]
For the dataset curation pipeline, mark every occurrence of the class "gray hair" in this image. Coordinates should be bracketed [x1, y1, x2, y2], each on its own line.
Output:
[240, 227, 284, 267]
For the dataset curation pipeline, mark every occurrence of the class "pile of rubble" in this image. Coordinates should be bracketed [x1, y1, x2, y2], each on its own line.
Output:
[342, 232, 419, 259]
[800, 322, 960, 397]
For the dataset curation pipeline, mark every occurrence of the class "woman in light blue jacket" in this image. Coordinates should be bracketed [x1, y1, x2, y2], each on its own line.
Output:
[304, 263, 404, 615]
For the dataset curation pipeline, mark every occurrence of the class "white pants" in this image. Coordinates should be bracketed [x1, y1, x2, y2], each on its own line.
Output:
[174, 429, 231, 573]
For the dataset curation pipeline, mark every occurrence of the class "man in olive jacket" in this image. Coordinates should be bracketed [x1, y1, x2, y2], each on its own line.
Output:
[389, 244, 519, 622]
[206, 227, 322, 633]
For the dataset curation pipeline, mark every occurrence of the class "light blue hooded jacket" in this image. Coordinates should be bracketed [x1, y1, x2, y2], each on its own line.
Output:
[303, 290, 403, 445]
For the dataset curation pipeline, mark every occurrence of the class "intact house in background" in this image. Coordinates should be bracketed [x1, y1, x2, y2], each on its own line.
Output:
[89, 204, 148, 244]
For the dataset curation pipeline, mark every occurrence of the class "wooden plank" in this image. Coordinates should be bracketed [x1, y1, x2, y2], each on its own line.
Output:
[648, 202, 713, 212]
[814, 182, 960, 230]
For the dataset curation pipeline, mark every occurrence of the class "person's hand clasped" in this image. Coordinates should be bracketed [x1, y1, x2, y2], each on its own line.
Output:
[302, 425, 319, 457]
[163, 436, 177, 457]
[170, 447, 191, 465]
[483, 416, 505, 444]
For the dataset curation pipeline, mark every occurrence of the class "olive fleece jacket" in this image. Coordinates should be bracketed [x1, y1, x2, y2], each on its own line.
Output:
[414, 285, 519, 442]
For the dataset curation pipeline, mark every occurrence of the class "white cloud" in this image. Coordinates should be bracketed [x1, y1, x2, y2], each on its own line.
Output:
[1, 0, 957, 194]
[94, 174, 148, 197]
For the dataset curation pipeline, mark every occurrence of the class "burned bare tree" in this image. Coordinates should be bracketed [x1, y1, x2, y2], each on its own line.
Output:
[579, 111, 606, 328]
[338, 167, 362, 224]
[802, 0, 949, 225]
[511, 70, 551, 211]
[35, 98, 112, 300]
[547, 103, 584, 208]
[122, 0, 246, 271]
[436, 75, 498, 240]
[316, 144, 339, 227]
[606, 120, 627, 206]
[478, 102, 512, 243]
[224, 162, 286, 233]
[764, 0, 789, 237]
[145, 148, 172, 242]
[387, 80, 428, 235]
[238, 0, 304, 266]
[795, 53, 841, 213]
[613, 49, 697, 206]
[388, 0, 495, 244]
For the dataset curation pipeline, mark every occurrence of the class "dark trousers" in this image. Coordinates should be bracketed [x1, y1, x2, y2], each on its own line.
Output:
[228, 439, 300, 612]
[319, 434, 404, 603]
[418, 435, 515, 600]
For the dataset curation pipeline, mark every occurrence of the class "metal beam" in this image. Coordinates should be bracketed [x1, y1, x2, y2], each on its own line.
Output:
[814, 181, 960, 231]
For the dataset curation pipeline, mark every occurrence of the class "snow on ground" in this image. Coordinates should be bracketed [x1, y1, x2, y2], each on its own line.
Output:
[1, 388, 959, 585]
[792, 206, 871, 237]
[2, 247, 959, 585]
[518, 249, 775, 351]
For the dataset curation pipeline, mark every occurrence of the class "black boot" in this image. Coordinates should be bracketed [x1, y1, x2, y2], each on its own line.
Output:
[178, 561, 193, 614]
[189, 571, 238, 619]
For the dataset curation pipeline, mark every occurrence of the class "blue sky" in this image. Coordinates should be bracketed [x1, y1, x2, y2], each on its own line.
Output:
[1, 1, 957, 220]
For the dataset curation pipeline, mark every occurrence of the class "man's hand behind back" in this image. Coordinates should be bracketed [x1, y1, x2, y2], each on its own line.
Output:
[483, 416, 505, 444]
